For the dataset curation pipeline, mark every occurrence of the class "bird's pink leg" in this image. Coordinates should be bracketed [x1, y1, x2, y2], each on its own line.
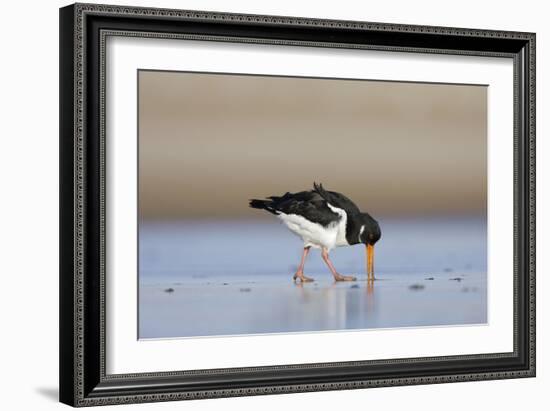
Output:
[321, 248, 356, 282]
[293, 247, 314, 283]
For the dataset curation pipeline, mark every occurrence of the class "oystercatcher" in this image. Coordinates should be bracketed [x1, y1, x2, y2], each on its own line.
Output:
[249, 183, 381, 282]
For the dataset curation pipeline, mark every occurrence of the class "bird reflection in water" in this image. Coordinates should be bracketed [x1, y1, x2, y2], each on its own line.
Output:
[292, 278, 377, 324]
[366, 279, 375, 312]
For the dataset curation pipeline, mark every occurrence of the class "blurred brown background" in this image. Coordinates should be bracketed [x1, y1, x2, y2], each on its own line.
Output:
[138, 70, 486, 220]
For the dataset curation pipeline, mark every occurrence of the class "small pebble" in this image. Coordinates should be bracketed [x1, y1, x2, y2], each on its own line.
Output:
[164, 288, 175, 293]
[450, 277, 463, 282]
[239, 287, 251, 292]
[350, 284, 360, 289]
[425, 277, 435, 280]
[409, 284, 425, 291]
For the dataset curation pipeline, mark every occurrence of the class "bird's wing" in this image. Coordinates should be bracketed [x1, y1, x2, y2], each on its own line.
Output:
[312, 182, 361, 214]
[270, 191, 342, 227]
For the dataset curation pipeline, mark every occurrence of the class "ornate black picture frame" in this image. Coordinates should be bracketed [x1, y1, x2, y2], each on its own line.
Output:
[59, 3, 535, 407]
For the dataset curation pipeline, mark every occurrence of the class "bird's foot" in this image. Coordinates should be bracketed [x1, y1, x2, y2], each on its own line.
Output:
[333, 273, 357, 282]
[293, 272, 314, 283]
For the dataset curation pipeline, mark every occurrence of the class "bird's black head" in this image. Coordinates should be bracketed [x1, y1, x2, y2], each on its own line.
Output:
[358, 213, 381, 245]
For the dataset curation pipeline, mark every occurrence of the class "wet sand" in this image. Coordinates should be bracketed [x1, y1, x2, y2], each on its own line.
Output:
[139, 218, 487, 339]
[139, 272, 486, 339]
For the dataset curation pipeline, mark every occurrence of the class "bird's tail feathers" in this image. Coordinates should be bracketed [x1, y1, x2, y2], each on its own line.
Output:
[249, 199, 279, 215]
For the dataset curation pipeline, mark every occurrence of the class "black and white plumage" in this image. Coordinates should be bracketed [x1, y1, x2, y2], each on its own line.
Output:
[249, 183, 381, 281]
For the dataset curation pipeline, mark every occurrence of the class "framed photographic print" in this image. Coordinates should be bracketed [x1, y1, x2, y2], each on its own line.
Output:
[59, 3, 536, 407]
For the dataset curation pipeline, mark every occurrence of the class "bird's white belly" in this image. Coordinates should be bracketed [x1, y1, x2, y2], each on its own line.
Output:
[277, 213, 344, 249]
[327, 204, 349, 247]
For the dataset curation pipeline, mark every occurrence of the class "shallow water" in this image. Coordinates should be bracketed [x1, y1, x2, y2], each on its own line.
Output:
[139, 217, 487, 339]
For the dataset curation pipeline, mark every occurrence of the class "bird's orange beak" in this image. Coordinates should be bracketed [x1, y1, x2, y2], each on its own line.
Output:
[366, 244, 374, 280]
